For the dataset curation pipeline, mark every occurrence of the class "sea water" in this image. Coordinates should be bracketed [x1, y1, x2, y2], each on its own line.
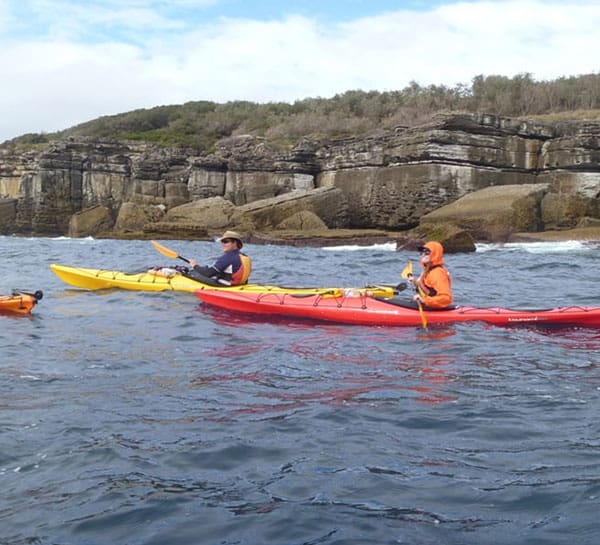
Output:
[1, 236, 599, 545]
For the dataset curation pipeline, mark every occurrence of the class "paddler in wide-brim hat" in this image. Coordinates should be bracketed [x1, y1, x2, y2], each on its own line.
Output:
[189, 230, 252, 286]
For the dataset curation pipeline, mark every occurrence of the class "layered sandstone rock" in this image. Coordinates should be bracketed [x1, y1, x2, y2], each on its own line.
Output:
[0, 198, 17, 231]
[0, 113, 599, 242]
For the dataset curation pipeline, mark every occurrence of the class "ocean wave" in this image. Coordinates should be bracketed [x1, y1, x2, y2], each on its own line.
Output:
[476, 240, 596, 253]
[321, 242, 397, 252]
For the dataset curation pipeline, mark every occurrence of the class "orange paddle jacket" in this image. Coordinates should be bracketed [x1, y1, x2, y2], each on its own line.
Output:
[416, 241, 453, 309]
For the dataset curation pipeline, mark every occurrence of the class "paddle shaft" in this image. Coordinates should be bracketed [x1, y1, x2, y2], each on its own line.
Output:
[401, 260, 428, 329]
[416, 300, 428, 329]
[151, 240, 192, 264]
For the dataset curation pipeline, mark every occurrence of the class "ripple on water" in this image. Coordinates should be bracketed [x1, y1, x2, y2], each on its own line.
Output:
[2, 237, 600, 544]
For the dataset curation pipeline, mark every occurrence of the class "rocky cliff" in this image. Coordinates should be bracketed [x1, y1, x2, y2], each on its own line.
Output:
[1, 113, 599, 242]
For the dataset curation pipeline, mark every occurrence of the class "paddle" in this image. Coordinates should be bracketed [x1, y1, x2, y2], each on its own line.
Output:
[401, 261, 428, 329]
[151, 240, 192, 264]
[364, 282, 407, 294]
[12, 289, 44, 300]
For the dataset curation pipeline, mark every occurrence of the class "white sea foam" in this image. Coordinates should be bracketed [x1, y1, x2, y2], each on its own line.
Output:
[5, 234, 593, 254]
[320, 239, 598, 254]
[322, 242, 397, 251]
[0, 234, 95, 242]
[50, 235, 95, 242]
[476, 240, 596, 253]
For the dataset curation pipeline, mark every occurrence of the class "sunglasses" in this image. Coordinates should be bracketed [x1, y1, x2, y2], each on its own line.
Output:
[221, 239, 235, 244]
[420, 249, 431, 255]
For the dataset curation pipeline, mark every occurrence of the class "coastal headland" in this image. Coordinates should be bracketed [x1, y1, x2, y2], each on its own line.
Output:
[1, 113, 599, 252]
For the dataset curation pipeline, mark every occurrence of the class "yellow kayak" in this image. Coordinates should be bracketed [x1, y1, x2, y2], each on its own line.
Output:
[50, 264, 400, 297]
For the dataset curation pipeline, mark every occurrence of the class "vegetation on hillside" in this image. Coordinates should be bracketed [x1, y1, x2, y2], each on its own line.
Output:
[4, 72, 600, 153]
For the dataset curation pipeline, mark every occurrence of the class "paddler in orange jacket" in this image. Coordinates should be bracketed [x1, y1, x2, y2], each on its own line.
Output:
[409, 241, 453, 309]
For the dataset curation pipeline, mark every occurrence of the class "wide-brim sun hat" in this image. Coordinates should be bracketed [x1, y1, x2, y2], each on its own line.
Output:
[219, 230, 244, 247]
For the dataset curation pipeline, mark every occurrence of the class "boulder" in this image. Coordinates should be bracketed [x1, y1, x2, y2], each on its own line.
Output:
[231, 187, 349, 230]
[420, 183, 549, 241]
[395, 223, 476, 253]
[68, 205, 113, 237]
[275, 210, 328, 230]
[114, 202, 166, 232]
[164, 196, 235, 228]
[539, 172, 600, 229]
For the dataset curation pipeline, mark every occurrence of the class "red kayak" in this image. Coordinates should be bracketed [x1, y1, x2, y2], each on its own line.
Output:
[0, 290, 43, 315]
[195, 289, 600, 328]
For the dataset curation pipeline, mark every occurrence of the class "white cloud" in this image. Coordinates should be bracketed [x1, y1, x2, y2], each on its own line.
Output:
[2, 0, 600, 142]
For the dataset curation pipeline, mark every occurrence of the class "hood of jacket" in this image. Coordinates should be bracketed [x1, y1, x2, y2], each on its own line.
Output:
[423, 241, 445, 267]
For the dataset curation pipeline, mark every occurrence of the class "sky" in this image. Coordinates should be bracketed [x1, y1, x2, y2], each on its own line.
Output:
[1, 0, 600, 143]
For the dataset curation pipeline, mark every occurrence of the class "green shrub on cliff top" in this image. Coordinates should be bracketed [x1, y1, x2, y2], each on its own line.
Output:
[5, 73, 600, 151]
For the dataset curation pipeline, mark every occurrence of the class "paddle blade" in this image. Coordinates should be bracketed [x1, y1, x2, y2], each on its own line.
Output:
[152, 240, 179, 259]
[417, 301, 428, 329]
[401, 261, 413, 279]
